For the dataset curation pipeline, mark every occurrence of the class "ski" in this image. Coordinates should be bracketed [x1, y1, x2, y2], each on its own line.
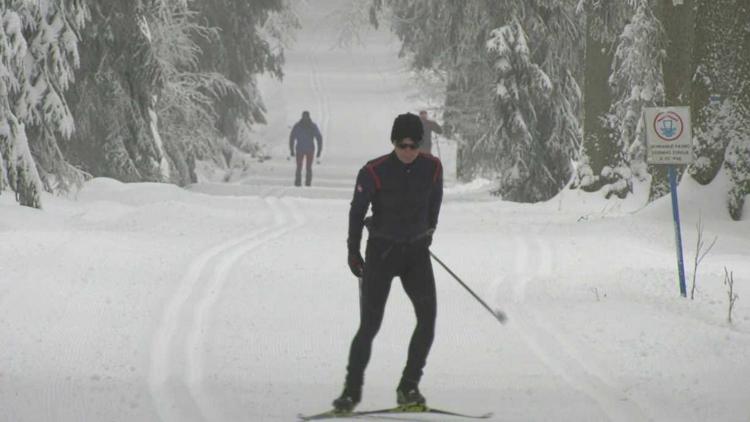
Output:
[297, 409, 355, 420]
[298, 403, 493, 420]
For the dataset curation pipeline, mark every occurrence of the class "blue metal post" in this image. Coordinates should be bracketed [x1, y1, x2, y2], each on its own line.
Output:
[668, 165, 687, 297]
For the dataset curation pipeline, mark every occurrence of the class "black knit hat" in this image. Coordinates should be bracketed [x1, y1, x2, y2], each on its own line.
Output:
[390, 113, 423, 143]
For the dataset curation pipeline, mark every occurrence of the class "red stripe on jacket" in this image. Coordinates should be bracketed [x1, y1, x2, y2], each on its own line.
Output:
[365, 155, 389, 190]
[419, 153, 442, 184]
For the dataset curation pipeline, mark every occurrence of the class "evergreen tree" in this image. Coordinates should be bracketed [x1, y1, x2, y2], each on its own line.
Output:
[702, 0, 750, 220]
[371, 1, 499, 182]
[608, 1, 666, 200]
[193, 0, 291, 156]
[436, 1, 507, 183]
[63, 0, 167, 183]
[149, 0, 234, 185]
[500, 0, 582, 202]
[576, 1, 671, 200]
[486, 17, 579, 201]
[379, 0, 582, 202]
[575, 0, 633, 195]
[716, 1, 750, 220]
[0, 0, 88, 208]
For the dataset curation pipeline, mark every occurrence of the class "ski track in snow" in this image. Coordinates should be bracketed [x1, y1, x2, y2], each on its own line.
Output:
[148, 191, 305, 422]
[498, 231, 651, 422]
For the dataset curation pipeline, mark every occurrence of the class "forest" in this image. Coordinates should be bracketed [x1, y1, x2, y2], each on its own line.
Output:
[1, 0, 748, 219]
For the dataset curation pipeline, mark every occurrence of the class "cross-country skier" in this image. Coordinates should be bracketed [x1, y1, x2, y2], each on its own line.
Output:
[289, 111, 323, 186]
[417, 110, 443, 155]
[333, 112, 444, 412]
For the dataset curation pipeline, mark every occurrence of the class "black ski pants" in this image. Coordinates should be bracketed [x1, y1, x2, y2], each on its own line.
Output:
[345, 237, 437, 389]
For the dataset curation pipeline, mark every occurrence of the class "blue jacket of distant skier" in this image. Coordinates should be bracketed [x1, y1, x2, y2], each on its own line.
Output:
[289, 118, 323, 155]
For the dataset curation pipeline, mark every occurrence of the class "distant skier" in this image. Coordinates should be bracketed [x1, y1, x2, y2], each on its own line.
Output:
[289, 111, 323, 186]
[418, 110, 443, 155]
[333, 112, 444, 412]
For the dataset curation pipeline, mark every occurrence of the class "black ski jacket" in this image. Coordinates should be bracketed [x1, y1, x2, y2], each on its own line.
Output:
[348, 152, 443, 252]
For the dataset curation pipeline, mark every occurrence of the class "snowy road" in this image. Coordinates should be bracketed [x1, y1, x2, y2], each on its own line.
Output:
[506, 232, 649, 422]
[148, 195, 306, 422]
[4, 176, 749, 421]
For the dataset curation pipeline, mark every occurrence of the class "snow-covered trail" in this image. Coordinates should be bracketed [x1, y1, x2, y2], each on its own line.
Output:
[147, 195, 306, 422]
[3, 181, 749, 421]
[504, 231, 649, 422]
[160, 197, 612, 422]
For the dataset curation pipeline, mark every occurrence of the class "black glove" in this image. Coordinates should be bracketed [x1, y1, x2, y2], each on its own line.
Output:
[348, 251, 364, 278]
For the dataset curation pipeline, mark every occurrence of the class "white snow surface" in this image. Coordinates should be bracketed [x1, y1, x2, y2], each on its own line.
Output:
[2, 2, 750, 421]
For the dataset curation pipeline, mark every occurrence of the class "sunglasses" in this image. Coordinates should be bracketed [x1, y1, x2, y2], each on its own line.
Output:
[396, 142, 420, 150]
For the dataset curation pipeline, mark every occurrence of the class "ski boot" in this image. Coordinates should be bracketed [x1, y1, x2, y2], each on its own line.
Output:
[396, 380, 426, 410]
[332, 385, 361, 413]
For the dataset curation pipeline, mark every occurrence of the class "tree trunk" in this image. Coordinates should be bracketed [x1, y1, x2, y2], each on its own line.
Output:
[659, 0, 696, 106]
[726, 0, 750, 220]
[579, 12, 617, 192]
[14, 123, 43, 209]
[688, 0, 735, 185]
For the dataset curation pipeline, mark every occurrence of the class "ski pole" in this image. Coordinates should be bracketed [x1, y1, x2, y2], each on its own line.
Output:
[429, 251, 507, 325]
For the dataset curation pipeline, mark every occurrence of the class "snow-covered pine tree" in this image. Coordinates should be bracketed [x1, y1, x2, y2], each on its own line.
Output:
[509, 0, 583, 202]
[63, 0, 167, 183]
[193, 0, 291, 159]
[367, 0, 447, 118]
[330, 0, 377, 48]
[725, 102, 750, 220]
[375, 1, 505, 181]
[713, 0, 750, 220]
[607, 0, 666, 200]
[380, 1, 582, 202]
[689, 0, 750, 220]
[0, 1, 88, 208]
[486, 20, 557, 201]
[575, 0, 634, 194]
[490, 10, 582, 201]
[472, 0, 582, 202]
[690, 0, 737, 185]
[436, 1, 507, 183]
[149, 0, 235, 185]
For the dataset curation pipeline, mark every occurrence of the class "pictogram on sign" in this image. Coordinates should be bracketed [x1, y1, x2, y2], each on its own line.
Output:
[654, 112, 684, 142]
